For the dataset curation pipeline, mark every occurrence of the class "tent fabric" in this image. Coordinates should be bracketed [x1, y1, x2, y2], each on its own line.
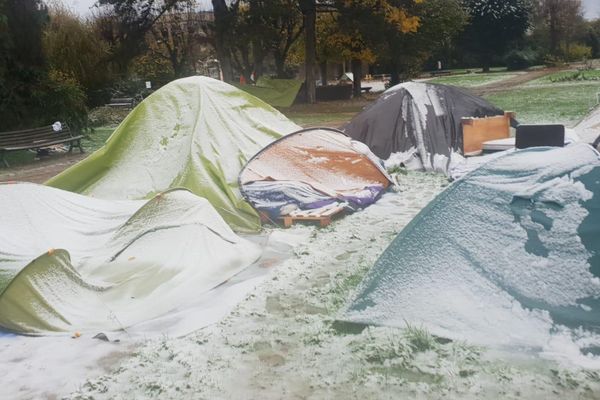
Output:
[46, 76, 301, 232]
[575, 105, 600, 145]
[342, 82, 505, 174]
[235, 77, 303, 107]
[342, 144, 600, 350]
[238, 128, 392, 218]
[0, 183, 261, 334]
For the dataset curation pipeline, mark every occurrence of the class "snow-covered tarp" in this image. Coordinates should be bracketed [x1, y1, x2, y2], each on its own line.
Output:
[239, 128, 392, 218]
[46, 76, 301, 232]
[235, 76, 303, 108]
[343, 82, 506, 175]
[342, 144, 600, 363]
[0, 183, 262, 335]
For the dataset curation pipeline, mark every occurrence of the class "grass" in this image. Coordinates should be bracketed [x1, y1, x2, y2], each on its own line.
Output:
[484, 83, 600, 125]
[428, 72, 517, 88]
[280, 95, 374, 127]
[527, 69, 600, 86]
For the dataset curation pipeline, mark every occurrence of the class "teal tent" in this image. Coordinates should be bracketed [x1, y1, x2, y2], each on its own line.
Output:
[342, 144, 600, 351]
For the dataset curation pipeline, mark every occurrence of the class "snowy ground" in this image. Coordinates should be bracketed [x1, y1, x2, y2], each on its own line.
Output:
[25, 171, 593, 400]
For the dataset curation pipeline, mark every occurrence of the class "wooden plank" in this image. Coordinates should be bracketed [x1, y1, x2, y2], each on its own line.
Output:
[462, 112, 514, 155]
[279, 206, 344, 228]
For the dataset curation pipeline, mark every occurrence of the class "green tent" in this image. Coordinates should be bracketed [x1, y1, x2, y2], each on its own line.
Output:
[46, 76, 300, 232]
[342, 144, 600, 351]
[0, 183, 262, 334]
[235, 77, 303, 108]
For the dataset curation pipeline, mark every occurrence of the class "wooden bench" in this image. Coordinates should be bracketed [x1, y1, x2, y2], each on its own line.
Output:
[106, 97, 135, 109]
[0, 124, 84, 167]
[361, 86, 372, 93]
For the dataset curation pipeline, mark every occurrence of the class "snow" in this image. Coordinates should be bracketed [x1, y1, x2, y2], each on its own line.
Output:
[1, 171, 594, 399]
[343, 144, 600, 370]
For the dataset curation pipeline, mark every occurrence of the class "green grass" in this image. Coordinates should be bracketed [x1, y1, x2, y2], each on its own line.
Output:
[527, 69, 600, 86]
[484, 83, 600, 125]
[428, 72, 517, 88]
[286, 111, 358, 127]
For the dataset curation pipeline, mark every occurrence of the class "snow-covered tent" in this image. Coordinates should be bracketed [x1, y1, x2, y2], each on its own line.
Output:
[343, 82, 506, 174]
[46, 76, 301, 232]
[238, 128, 392, 218]
[575, 105, 600, 148]
[342, 144, 600, 352]
[0, 183, 261, 334]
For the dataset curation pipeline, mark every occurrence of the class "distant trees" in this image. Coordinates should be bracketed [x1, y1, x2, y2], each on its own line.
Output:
[530, 0, 592, 62]
[460, 0, 532, 72]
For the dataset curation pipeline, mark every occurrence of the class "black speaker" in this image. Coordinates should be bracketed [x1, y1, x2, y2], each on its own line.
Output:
[515, 124, 565, 149]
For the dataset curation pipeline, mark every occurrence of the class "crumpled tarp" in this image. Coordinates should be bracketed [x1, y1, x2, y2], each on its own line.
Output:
[0, 183, 261, 334]
[235, 77, 303, 108]
[239, 128, 392, 218]
[46, 76, 301, 232]
[343, 82, 505, 175]
[342, 144, 600, 352]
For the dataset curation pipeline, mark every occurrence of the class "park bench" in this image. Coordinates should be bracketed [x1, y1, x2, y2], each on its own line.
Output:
[429, 70, 452, 77]
[361, 86, 372, 93]
[0, 123, 84, 167]
[106, 97, 135, 109]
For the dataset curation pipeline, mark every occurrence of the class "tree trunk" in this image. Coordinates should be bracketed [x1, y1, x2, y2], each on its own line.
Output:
[212, 0, 234, 82]
[320, 61, 328, 86]
[390, 60, 400, 87]
[301, 0, 316, 104]
[351, 58, 362, 98]
[274, 54, 286, 78]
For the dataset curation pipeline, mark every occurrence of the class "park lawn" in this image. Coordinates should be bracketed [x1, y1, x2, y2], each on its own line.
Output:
[484, 82, 600, 126]
[286, 111, 358, 127]
[526, 69, 600, 86]
[428, 72, 517, 87]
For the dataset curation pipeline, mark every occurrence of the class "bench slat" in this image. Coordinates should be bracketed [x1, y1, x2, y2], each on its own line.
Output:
[1, 135, 83, 151]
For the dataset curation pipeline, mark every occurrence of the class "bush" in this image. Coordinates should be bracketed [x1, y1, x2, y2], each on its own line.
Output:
[35, 69, 89, 132]
[562, 43, 593, 62]
[504, 48, 538, 71]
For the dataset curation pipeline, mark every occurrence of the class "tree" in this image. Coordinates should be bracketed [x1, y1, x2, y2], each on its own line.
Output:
[383, 0, 468, 85]
[43, 3, 112, 106]
[532, 0, 586, 57]
[460, 0, 531, 71]
[97, 0, 185, 71]
[210, 0, 239, 82]
[0, 0, 49, 128]
[146, 1, 212, 78]
[331, 0, 422, 96]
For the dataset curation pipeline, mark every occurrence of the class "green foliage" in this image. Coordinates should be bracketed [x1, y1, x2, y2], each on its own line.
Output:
[504, 48, 539, 71]
[44, 3, 114, 107]
[548, 70, 600, 83]
[460, 0, 532, 71]
[36, 70, 89, 132]
[561, 43, 592, 62]
[0, 0, 49, 129]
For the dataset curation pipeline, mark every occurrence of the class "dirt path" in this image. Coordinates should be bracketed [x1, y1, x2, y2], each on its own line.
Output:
[471, 67, 566, 96]
[0, 152, 86, 184]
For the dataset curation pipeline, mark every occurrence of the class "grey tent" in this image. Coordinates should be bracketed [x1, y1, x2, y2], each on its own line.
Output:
[343, 82, 506, 174]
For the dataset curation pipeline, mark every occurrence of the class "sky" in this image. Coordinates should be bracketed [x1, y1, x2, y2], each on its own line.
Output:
[63, 0, 600, 19]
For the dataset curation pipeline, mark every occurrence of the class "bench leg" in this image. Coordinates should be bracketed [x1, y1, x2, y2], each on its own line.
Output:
[0, 152, 8, 168]
[78, 139, 84, 153]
